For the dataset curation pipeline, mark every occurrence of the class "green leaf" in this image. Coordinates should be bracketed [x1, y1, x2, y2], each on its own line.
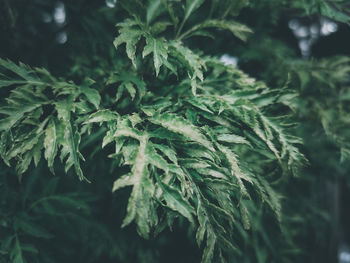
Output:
[15, 218, 54, 239]
[170, 41, 205, 81]
[125, 82, 136, 100]
[11, 237, 25, 263]
[180, 19, 253, 41]
[80, 86, 101, 109]
[112, 134, 155, 238]
[0, 58, 34, 81]
[142, 35, 174, 76]
[60, 125, 86, 181]
[112, 173, 135, 191]
[181, 0, 205, 30]
[149, 112, 214, 151]
[320, 2, 350, 24]
[161, 0, 179, 26]
[217, 134, 250, 145]
[107, 73, 146, 103]
[0, 104, 42, 131]
[201, 229, 216, 263]
[156, 174, 195, 223]
[146, 143, 171, 172]
[147, 0, 164, 24]
[203, 20, 252, 41]
[114, 20, 143, 67]
[55, 99, 86, 181]
[119, 0, 145, 20]
[84, 110, 118, 124]
[217, 144, 252, 196]
[0, 79, 28, 87]
[152, 143, 178, 165]
[21, 243, 39, 254]
[150, 21, 172, 35]
[44, 119, 58, 173]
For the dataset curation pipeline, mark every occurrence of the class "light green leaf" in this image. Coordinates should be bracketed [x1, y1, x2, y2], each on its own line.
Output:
[0, 104, 41, 131]
[146, 143, 171, 172]
[156, 174, 195, 223]
[182, 19, 253, 41]
[201, 229, 216, 263]
[142, 35, 173, 76]
[149, 112, 214, 151]
[61, 125, 86, 181]
[170, 41, 205, 81]
[125, 82, 136, 100]
[0, 79, 28, 87]
[114, 20, 143, 67]
[114, 135, 155, 238]
[107, 73, 146, 103]
[152, 143, 178, 165]
[0, 58, 34, 81]
[84, 109, 118, 124]
[55, 101, 86, 181]
[112, 173, 135, 191]
[217, 134, 250, 145]
[217, 144, 252, 196]
[80, 86, 101, 109]
[147, 0, 163, 24]
[44, 119, 58, 173]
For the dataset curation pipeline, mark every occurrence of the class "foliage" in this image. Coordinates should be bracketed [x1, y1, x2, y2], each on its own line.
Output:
[0, 0, 349, 262]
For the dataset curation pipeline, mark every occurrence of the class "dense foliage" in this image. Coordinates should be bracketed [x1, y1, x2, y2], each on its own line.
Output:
[0, 0, 349, 262]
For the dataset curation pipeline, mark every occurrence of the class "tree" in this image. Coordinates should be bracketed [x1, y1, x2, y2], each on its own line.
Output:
[0, 1, 349, 262]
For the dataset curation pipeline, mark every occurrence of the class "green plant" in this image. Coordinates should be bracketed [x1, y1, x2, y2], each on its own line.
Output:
[1, 0, 349, 262]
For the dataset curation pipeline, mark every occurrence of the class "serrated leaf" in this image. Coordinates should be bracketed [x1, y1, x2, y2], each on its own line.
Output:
[217, 144, 252, 196]
[0, 104, 41, 131]
[108, 73, 146, 103]
[201, 229, 216, 263]
[146, 143, 171, 172]
[114, 20, 143, 67]
[156, 174, 195, 223]
[80, 86, 101, 109]
[112, 173, 135, 191]
[149, 112, 214, 151]
[84, 109, 118, 124]
[0, 58, 34, 81]
[199, 20, 252, 41]
[152, 143, 178, 164]
[239, 204, 250, 230]
[55, 100, 87, 181]
[143, 35, 173, 76]
[125, 82, 136, 100]
[44, 119, 57, 173]
[170, 41, 204, 81]
[113, 135, 155, 238]
[217, 134, 250, 145]
[61, 126, 86, 181]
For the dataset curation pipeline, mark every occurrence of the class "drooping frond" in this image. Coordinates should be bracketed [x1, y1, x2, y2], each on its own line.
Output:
[0, 1, 309, 262]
